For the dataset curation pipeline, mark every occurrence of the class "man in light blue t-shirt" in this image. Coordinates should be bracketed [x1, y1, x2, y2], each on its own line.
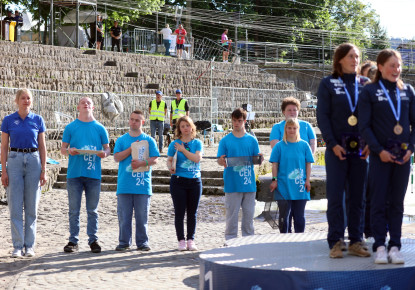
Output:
[113, 110, 160, 251]
[61, 97, 111, 254]
[217, 108, 262, 240]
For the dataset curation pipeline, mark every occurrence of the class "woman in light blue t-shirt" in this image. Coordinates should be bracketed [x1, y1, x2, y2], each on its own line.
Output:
[269, 118, 314, 233]
[167, 116, 203, 251]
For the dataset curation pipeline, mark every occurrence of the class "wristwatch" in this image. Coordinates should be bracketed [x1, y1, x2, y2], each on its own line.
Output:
[272, 177, 277, 181]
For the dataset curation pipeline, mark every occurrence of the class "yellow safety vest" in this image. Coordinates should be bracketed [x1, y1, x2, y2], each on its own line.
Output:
[149, 100, 166, 121]
[171, 99, 187, 120]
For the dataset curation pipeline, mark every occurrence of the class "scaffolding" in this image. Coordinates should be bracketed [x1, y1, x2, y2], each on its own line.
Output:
[39, 0, 97, 48]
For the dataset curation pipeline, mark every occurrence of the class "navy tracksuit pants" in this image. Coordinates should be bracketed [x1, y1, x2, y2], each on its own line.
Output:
[369, 153, 409, 251]
[325, 149, 368, 248]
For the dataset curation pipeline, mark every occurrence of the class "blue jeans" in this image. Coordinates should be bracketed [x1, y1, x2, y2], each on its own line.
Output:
[67, 177, 101, 245]
[163, 39, 171, 56]
[150, 120, 164, 151]
[7, 151, 41, 250]
[277, 200, 307, 233]
[170, 176, 202, 241]
[117, 194, 151, 247]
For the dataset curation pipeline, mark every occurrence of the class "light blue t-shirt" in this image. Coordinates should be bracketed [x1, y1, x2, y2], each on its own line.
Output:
[1, 111, 46, 148]
[269, 120, 316, 144]
[114, 132, 160, 195]
[217, 133, 260, 193]
[167, 139, 203, 179]
[269, 140, 314, 200]
[62, 119, 109, 180]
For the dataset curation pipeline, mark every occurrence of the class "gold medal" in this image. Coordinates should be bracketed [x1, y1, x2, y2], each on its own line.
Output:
[394, 123, 403, 135]
[348, 115, 358, 126]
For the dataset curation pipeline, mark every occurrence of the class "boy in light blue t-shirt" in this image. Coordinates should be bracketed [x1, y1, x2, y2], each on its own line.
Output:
[113, 110, 160, 251]
[217, 108, 262, 240]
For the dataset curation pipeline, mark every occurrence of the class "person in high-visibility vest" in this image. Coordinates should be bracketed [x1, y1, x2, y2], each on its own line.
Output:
[149, 90, 167, 153]
[170, 89, 190, 131]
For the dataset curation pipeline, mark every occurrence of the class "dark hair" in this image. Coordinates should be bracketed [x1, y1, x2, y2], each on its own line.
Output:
[332, 43, 360, 77]
[281, 97, 301, 112]
[360, 60, 376, 77]
[231, 108, 247, 120]
[132, 110, 144, 116]
[374, 49, 404, 90]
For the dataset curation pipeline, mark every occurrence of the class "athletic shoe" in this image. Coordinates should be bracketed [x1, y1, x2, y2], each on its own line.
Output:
[115, 245, 131, 252]
[90, 241, 102, 253]
[137, 244, 151, 251]
[374, 246, 388, 264]
[178, 240, 187, 251]
[25, 248, 35, 257]
[388, 246, 405, 264]
[11, 248, 23, 258]
[64, 242, 79, 253]
[187, 239, 198, 251]
[329, 240, 343, 258]
[348, 242, 371, 257]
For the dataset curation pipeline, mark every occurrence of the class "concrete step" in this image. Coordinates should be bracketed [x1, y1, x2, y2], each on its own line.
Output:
[56, 174, 224, 186]
[53, 181, 224, 195]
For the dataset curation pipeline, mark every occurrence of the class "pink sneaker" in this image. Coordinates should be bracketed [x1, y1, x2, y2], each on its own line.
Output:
[178, 240, 187, 251]
[187, 239, 198, 251]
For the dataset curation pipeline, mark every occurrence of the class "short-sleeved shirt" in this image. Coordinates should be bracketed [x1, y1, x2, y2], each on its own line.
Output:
[221, 33, 229, 46]
[160, 28, 172, 40]
[269, 140, 314, 200]
[167, 139, 203, 178]
[170, 99, 189, 113]
[174, 28, 187, 44]
[110, 26, 121, 37]
[1, 111, 46, 148]
[114, 132, 160, 195]
[217, 133, 260, 193]
[269, 120, 316, 144]
[62, 119, 109, 180]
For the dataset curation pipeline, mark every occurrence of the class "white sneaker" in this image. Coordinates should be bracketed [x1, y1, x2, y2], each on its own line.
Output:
[374, 246, 388, 264]
[25, 248, 35, 257]
[11, 248, 23, 258]
[187, 239, 198, 251]
[178, 240, 187, 251]
[388, 246, 404, 264]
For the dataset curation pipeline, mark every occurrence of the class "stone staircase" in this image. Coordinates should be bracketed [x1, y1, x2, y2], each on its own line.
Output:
[53, 167, 225, 195]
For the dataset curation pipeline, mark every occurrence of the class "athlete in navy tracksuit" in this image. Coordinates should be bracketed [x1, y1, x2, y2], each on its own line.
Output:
[317, 43, 370, 258]
[359, 49, 415, 264]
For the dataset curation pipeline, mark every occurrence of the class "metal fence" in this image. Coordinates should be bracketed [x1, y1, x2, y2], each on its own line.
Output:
[0, 87, 213, 134]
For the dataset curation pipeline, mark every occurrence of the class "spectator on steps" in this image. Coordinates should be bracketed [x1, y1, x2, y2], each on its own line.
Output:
[1, 89, 47, 258]
[221, 29, 232, 63]
[167, 116, 203, 251]
[14, 10, 23, 42]
[159, 24, 172, 56]
[173, 24, 187, 59]
[110, 20, 122, 52]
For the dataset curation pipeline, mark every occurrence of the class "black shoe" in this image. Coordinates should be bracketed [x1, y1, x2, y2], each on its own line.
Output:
[137, 244, 151, 251]
[115, 245, 131, 251]
[90, 241, 102, 253]
[64, 242, 79, 253]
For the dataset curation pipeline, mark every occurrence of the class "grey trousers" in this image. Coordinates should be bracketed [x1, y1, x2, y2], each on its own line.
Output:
[225, 192, 256, 240]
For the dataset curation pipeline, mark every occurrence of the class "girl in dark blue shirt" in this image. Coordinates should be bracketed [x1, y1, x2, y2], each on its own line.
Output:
[317, 43, 370, 259]
[359, 49, 415, 264]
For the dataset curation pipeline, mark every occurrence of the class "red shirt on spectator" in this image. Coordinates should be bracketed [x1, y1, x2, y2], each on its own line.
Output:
[174, 28, 187, 44]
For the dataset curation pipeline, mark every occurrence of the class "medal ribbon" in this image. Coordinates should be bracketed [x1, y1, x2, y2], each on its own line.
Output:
[379, 80, 401, 123]
[339, 77, 359, 114]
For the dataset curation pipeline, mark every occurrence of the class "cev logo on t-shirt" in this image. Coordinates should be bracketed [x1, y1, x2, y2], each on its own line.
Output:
[238, 165, 252, 185]
[82, 145, 97, 171]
